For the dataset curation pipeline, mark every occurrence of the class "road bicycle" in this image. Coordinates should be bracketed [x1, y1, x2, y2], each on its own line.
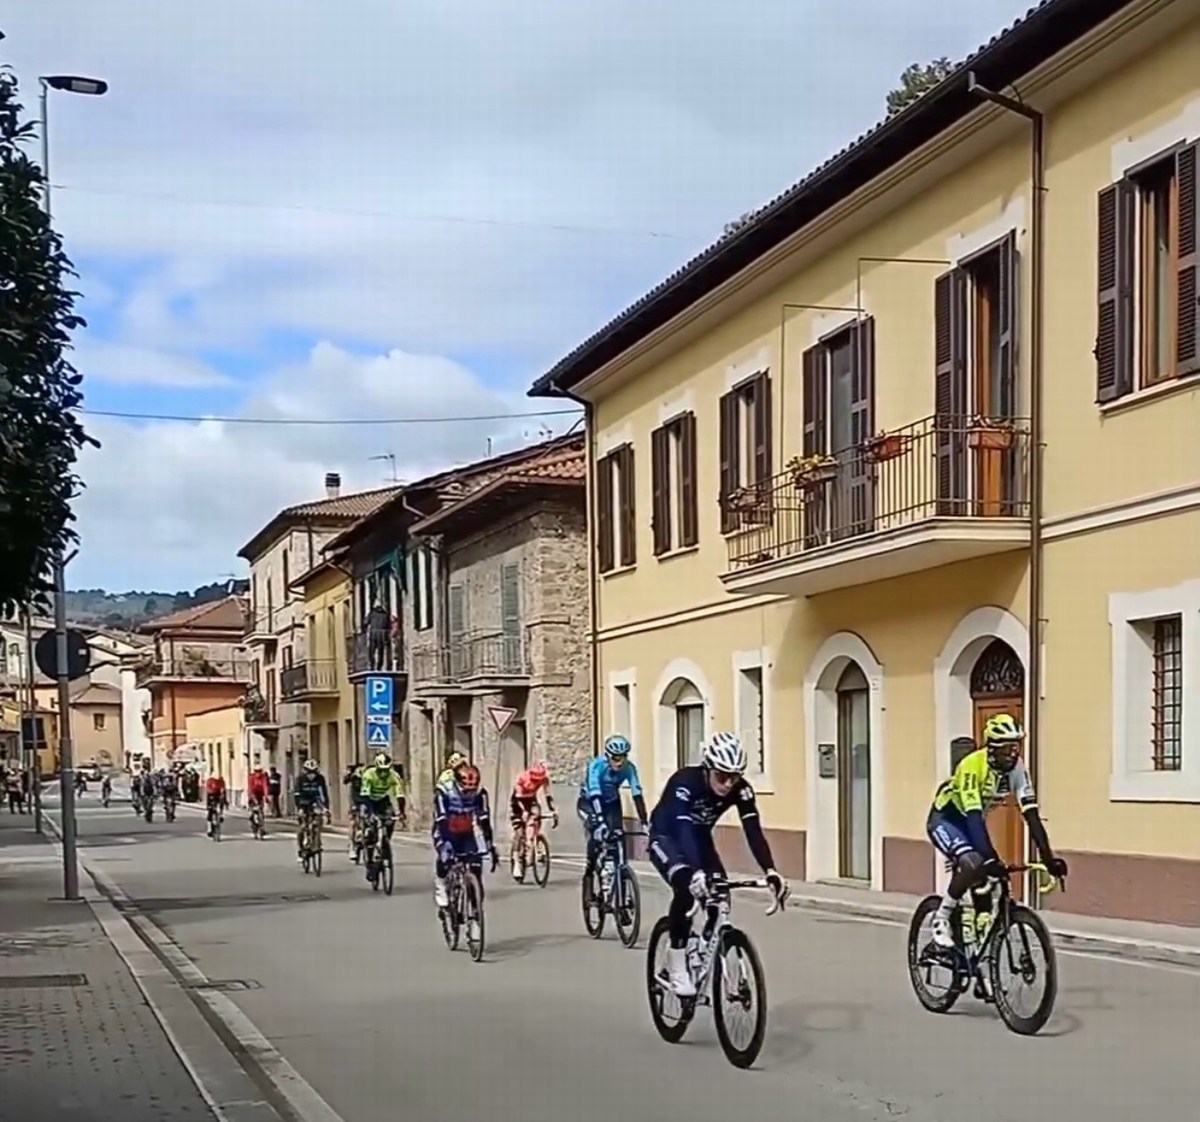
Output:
[510, 806, 554, 887]
[647, 876, 784, 1069]
[163, 792, 177, 822]
[360, 811, 394, 894]
[297, 807, 325, 876]
[207, 805, 225, 842]
[581, 828, 644, 948]
[249, 800, 267, 840]
[908, 862, 1063, 1035]
[142, 791, 155, 823]
[439, 851, 487, 962]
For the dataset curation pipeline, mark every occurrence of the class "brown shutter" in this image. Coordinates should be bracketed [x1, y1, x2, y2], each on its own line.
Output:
[718, 390, 738, 532]
[846, 317, 875, 537]
[934, 268, 969, 514]
[801, 344, 827, 547]
[752, 374, 772, 483]
[1176, 142, 1199, 376]
[679, 414, 698, 547]
[1095, 181, 1134, 402]
[650, 425, 670, 556]
[618, 445, 637, 568]
[596, 453, 614, 573]
[996, 232, 1019, 417]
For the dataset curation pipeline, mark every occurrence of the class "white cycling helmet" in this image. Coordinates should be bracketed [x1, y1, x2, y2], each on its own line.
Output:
[701, 731, 747, 775]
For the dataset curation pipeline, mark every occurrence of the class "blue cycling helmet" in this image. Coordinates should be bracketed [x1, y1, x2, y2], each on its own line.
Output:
[603, 735, 631, 759]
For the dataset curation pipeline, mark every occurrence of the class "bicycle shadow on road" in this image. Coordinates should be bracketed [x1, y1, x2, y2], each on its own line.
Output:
[759, 998, 872, 1067]
[483, 932, 597, 962]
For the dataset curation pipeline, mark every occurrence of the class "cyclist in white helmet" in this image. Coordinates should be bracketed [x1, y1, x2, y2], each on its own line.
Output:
[647, 731, 789, 995]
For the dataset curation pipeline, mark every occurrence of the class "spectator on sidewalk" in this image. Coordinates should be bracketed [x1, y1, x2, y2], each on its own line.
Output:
[267, 766, 283, 817]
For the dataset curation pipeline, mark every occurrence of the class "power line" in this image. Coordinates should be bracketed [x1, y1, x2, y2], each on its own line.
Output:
[52, 182, 698, 241]
[77, 406, 580, 426]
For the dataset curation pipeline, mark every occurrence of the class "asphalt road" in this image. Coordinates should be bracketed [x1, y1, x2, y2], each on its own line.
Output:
[49, 785, 1200, 1122]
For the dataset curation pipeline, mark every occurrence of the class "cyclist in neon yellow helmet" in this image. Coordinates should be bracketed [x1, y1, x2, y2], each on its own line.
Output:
[437, 750, 465, 789]
[926, 713, 1067, 947]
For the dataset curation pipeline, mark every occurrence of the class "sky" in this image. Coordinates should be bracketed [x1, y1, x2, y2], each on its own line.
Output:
[4, 0, 1035, 591]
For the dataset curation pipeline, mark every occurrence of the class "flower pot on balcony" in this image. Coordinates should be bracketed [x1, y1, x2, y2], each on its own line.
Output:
[863, 432, 909, 463]
[792, 463, 837, 491]
[967, 425, 1015, 451]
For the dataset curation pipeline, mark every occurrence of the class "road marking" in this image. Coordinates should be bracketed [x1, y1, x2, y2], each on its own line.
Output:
[45, 813, 347, 1122]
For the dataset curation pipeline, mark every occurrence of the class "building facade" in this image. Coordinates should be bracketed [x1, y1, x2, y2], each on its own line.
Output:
[185, 704, 247, 805]
[69, 681, 123, 769]
[531, 0, 1200, 925]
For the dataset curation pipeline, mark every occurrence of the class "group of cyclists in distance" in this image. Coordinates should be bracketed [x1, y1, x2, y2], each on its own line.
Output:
[129, 707, 1064, 1002]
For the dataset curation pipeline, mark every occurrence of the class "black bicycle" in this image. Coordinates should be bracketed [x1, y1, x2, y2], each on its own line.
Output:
[142, 790, 155, 823]
[439, 851, 487, 962]
[249, 800, 267, 840]
[298, 807, 324, 876]
[163, 792, 177, 822]
[361, 811, 394, 894]
[581, 828, 643, 948]
[908, 862, 1063, 1035]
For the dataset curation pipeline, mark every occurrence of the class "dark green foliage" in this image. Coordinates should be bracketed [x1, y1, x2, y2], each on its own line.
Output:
[886, 57, 954, 118]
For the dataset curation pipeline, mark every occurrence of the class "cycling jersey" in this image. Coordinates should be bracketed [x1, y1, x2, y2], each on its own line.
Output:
[358, 765, 403, 802]
[436, 767, 456, 789]
[344, 766, 364, 797]
[294, 772, 329, 809]
[512, 768, 549, 800]
[579, 756, 643, 809]
[648, 766, 773, 873]
[932, 748, 1037, 820]
[247, 772, 269, 800]
[433, 783, 492, 846]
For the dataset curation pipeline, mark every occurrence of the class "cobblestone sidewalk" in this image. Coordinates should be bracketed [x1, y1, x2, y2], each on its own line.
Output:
[0, 819, 214, 1121]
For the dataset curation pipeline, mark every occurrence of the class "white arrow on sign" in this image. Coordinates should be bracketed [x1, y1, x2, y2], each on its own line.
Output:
[487, 706, 519, 735]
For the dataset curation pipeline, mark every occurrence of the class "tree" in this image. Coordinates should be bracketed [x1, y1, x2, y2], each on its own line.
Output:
[886, 57, 954, 118]
[0, 67, 96, 614]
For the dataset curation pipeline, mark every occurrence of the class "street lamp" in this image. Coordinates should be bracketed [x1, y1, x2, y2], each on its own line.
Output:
[39, 72, 107, 902]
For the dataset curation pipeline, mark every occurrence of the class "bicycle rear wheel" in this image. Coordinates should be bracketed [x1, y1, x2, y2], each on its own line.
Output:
[581, 869, 605, 938]
[907, 895, 966, 1014]
[713, 927, 767, 1068]
[532, 834, 551, 887]
[645, 916, 694, 1043]
[989, 904, 1057, 1035]
[464, 870, 486, 962]
[614, 864, 641, 948]
[313, 825, 323, 877]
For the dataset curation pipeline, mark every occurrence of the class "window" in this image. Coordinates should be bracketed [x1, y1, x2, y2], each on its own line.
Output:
[612, 683, 632, 741]
[448, 584, 468, 676]
[500, 562, 521, 672]
[282, 549, 290, 597]
[1108, 581, 1198, 802]
[735, 663, 765, 777]
[92, 712, 106, 732]
[410, 545, 435, 631]
[1096, 142, 1198, 403]
[651, 412, 697, 555]
[718, 372, 771, 531]
[596, 443, 636, 573]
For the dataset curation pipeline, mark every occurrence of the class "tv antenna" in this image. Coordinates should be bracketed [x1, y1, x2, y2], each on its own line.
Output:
[370, 453, 398, 482]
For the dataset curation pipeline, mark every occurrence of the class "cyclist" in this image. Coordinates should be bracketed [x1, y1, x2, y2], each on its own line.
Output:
[509, 760, 558, 881]
[926, 713, 1068, 947]
[343, 761, 365, 852]
[247, 764, 270, 823]
[158, 768, 179, 816]
[358, 752, 404, 882]
[293, 758, 330, 863]
[204, 773, 228, 837]
[577, 736, 648, 881]
[647, 731, 788, 996]
[436, 750, 465, 789]
[433, 761, 498, 909]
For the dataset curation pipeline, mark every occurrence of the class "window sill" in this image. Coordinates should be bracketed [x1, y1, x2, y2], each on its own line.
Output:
[1109, 771, 1200, 804]
[655, 545, 700, 563]
[601, 564, 637, 581]
[1099, 371, 1200, 417]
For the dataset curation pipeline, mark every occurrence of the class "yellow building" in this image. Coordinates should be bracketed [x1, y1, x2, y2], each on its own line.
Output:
[184, 704, 247, 804]
[289, 559, 356, 821]
[530, 0, 1200, 927]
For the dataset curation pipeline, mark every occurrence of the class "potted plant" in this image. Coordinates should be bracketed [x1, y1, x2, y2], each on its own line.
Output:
[967, 415, 1016, 450]
[725, 485, 763, 514]
[787, 453, 838, 490]
[862, 430, 910, 463]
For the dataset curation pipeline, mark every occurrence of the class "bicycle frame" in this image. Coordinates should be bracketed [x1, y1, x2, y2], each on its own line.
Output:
[683, 878, 783, 998]
[947, 863, 1060, 975]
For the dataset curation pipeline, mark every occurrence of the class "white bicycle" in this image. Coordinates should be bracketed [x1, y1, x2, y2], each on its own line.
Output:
[646, 875, 785, 1068]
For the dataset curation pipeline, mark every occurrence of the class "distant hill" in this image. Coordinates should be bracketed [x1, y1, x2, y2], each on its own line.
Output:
[65, 580, 250, 629]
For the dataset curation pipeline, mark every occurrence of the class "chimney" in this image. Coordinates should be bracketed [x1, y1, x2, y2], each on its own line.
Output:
[324, 472, 341, 499]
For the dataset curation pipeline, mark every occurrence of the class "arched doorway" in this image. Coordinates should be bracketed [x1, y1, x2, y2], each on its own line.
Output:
[836, 662, 872, 882]
[662, 677, 705, 768]
[969, 638, 1026, 898]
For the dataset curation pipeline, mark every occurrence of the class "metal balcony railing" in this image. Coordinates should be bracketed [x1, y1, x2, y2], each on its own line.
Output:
[242, 692, 278, 726]
[243, 605, 278, 638]
[724, 415, 1031, 571]
[411, 632, 529, 685]
[346, 631, 404, 677]
[280, 659, 338, 699]
[134, 654, 254, 688]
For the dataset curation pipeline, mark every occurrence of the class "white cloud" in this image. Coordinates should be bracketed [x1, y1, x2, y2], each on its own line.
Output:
[75, 339, 233, 389]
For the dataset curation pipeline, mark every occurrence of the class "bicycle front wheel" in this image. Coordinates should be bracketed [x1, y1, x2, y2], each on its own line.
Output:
[464, 870, 486, 962]
[713, 927, 767, 1068]
[989, 904, 1057, 1035]
[645, 917, 694, 1043]
[581, 869, 605, 938]
[532, 834, 551, 887]
[382, 843, 395, 896]
[614, 864, 641, 948]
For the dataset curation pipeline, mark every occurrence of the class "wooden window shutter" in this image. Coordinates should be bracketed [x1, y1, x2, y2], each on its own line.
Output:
[596, 453, 615, 573]
[650, 425, 671, 556]
[934, 268, 969, 514]
[752, 374, 772, 484]
[679, 413, 698, 548]
[448, 584, 465, 637]
[1176, 142, 1199, 376]
[618, 445, 637, 568]
[500, 563, 520, 634]
[801, 345, 827, 547]
[718, 391, 739, 532]
[1095, 181, 1134, 402]
[996, 232, 1019, 417]
[846, 317, 875, 536]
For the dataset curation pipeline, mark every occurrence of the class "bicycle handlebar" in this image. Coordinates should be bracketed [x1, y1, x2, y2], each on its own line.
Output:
[687, 877, 787, 919]
[996, 862, 1064, 894]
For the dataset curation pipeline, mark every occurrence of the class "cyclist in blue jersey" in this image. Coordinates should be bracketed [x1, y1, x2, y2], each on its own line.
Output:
[577, 735, 648, 879]
[647, 732, 788, 996]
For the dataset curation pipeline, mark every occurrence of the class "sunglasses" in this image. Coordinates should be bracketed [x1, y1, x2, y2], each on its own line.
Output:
[710, 768, 739, 785]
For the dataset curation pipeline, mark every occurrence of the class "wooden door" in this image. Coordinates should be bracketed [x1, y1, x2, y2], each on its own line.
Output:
[972, 696, 1025, 901]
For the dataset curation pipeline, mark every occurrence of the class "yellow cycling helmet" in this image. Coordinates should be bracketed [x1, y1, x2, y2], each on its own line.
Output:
[446, 751, 465, 769]
[982, 713, 1023, 744]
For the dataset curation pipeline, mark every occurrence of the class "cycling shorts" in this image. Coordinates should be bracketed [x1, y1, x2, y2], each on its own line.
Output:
[647, 829, 723, 884]
[510, 794, 539, 824]
[926, 809, 975, 865]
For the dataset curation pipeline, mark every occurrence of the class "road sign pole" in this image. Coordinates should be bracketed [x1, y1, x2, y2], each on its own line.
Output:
[54, 554, 80, 901]
[22, 607, 42, 835]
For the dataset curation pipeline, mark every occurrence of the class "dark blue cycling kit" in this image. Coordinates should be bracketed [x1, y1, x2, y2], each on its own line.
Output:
[294, 772, 329, 810]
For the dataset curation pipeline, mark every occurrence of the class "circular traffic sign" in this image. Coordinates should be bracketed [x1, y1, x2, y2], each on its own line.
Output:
[34, 628, 91, 682]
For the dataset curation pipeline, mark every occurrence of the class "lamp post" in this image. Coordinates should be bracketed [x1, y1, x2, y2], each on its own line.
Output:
[39, 73, 108, 901]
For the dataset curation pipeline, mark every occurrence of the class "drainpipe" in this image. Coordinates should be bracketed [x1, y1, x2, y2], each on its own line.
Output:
[550, 384, 599, 764]
[967, 72, 1046, 906]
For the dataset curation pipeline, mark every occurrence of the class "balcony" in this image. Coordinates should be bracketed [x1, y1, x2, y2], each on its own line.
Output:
[281, 659, 339, 700]
[134, 653, 254, 690]
[722, 415, 1031, 598]
[411, 632, 533, 694]
[345, 631, 405, 680]
[242, 690, 279, 730]
[243, 606, 279, 645]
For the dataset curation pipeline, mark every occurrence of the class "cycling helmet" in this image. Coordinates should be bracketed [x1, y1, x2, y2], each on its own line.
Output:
[446, 750, 465, 769]
[603, 735, 631, 759]
[303, 758, 319, 772]
[702, 731, 747, 775]
[529, 761, 548, 783]
[374, 752, 391, 768]
[982, 713, 1023, 773]
[456, 763, 481, 792]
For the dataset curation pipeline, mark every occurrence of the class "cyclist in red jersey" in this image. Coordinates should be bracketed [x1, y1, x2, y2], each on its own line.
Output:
[509, 762, 557, 881]
[204, 774, 228, 837]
